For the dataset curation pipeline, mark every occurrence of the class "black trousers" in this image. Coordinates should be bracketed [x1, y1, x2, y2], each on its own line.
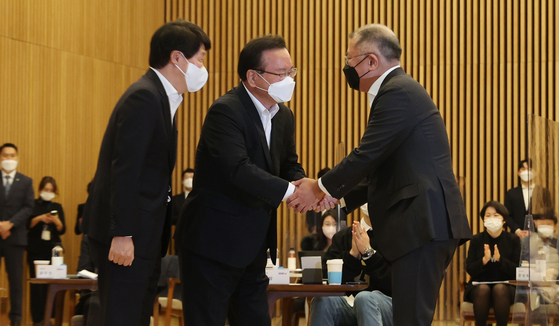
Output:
[0, 241, 24, 322]
[27, 251, 52, 323]
[391, 239, 460, 326]
[180, 246, 270, 326]
[89, 237, 161, 326]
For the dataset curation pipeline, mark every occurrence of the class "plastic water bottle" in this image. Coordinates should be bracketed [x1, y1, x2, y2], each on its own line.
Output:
[52, 243, 64, 266]
[288, 248, 296, 271]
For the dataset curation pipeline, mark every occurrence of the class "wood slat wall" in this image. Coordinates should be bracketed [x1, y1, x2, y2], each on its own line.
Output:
[167, 0, 558, 321]
[0, 0, 163, 323]
[1, 0, 557, 323]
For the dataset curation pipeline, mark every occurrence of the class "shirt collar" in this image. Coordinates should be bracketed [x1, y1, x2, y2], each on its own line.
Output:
[150, 67, 183, 118]
[1, 169, 16, 180]
[368, 65, 401, 107]
[242, 83, 280, 119]
[522, 183, 536, 190]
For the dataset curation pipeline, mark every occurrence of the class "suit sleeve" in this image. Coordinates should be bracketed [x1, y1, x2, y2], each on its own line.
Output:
[202, 103, 291, 208]
[342, 180, 369, 214]
[10, 178, 34, 229]
[321, 83, 418, 199]
[109, 88, 158, 237]
[499, 234, 520, 279]
[504, 190, 520, 232]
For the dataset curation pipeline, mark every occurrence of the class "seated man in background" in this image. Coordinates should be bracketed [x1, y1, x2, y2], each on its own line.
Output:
[171, 168, 194, 225]
[310, 204, 393, 326]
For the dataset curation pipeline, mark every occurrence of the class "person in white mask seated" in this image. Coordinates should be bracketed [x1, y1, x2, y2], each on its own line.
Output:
[464, 201, 520, 326]
[309, 204, 393, 326]
[313, 209, 340, 252]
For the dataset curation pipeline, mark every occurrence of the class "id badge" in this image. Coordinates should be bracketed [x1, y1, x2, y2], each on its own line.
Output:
[41, 229, 51, 241]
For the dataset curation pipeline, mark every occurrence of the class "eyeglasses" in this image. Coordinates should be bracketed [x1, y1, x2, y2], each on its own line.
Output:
[344, 53, 374, 65]
[256, 67, 298, 78]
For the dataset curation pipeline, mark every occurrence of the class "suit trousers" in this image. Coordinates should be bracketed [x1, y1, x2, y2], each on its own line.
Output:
[180, 245, 270, 326]
[89, 237, 161, 326]
[391, 239, 459, 326]
[0, 241, 24, 322]
[27, 252, 52, 323]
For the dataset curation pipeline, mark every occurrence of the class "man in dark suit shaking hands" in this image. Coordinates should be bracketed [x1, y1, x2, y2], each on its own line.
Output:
[176, 35, 306, 326]
[82, 20, 210, 326]
[288, 24, 472, 325]
[0, 143, 34, 326]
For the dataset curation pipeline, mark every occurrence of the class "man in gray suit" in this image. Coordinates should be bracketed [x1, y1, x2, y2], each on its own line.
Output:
[0, 143, 34, 326]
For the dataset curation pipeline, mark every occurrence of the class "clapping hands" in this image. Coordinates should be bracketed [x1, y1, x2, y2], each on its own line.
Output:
[286, 178, 339, 213]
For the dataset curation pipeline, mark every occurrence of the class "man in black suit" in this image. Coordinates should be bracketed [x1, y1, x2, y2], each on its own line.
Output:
[288, 24, 472, 325]
[505, 159, 552, 238]
[171, 168, 194, 225]
[176, 35, 306, 326]
[0, 143, 34, 326]
[81, 20, 210, 326]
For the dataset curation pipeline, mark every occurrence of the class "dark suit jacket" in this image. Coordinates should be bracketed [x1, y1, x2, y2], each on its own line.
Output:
[505, 185, 552, 232]
[321, 67, 472, 262]
[171, 192, 186, 225]
[176, 83, 305, 268]
[82, 68, 177, 257]
[0, 172, 34, 246]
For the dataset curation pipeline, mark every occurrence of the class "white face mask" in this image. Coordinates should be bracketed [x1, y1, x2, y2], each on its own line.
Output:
[175, 53, 208, 92]
[256, 73, 296, 103]
[40, 191, 56, 202]
[322, 226, 337, 240]
[484, 218, 503, 234]
[183, 178, 193, 189]
[360, 217, 372, 232]
[360, 203, 369, 217]
[520, 170, 534, 182]
[1, 159, 18, 172]
[537, 225, 555, 239]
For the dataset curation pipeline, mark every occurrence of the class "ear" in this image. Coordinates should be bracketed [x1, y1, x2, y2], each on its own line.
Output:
[246, 70, 259, 87]
[170, 50, 183, 65]
[366, 54, 379, 71]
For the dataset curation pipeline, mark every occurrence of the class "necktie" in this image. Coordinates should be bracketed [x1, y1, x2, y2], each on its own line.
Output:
[4, 175, 11, 197]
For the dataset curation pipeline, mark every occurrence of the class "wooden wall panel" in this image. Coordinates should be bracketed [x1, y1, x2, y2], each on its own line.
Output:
[168, 0, 558, 321]
[0, 0, 163, 323]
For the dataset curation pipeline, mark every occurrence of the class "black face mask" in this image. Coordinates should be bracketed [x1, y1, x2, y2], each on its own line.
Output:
[343, 55, 371, 90]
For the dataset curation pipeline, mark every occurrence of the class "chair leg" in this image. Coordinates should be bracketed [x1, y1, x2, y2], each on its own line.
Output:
[153, 297, 159, 326]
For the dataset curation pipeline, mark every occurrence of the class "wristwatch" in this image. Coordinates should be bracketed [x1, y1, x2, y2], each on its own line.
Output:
[362, 247, 376, 260]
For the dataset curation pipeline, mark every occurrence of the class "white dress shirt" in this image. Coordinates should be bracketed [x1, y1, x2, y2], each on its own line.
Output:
[522, 183, 535, 210]
[242, 83, 295, 201]
[2, 169, 16, 186]
[150, 67, 183, 123]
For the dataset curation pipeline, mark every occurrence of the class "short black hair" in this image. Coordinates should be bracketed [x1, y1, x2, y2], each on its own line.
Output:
[182, 168, 195, 178]
[0, 143, 18, 154]
[237, 35, 287, 81]
[519, 159, 533, 170]
[317, 167, 330, 179]
[149, 20, 211, 69]
[480, 201, 509, 221]
[534, 208, 558, 224]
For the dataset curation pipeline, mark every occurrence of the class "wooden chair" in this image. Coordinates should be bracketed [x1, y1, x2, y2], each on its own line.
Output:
[459, 282, 525, 326]
[154, 278, 183, 326]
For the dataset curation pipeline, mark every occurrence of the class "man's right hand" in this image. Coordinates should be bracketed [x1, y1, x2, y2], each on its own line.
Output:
[515, 229, 530, 238]
[109, 236, 134, 266]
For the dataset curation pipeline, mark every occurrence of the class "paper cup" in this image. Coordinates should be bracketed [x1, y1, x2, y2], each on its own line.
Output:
[326, 259, 343, 285]
[34, 260, 50, 275]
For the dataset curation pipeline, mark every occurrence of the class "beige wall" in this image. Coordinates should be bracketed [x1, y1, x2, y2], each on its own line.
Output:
[0, 0, 163, 322]
[0, 0, 558, 322]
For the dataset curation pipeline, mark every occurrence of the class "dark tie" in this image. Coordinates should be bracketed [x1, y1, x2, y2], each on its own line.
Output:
[4, 175, 11, 197]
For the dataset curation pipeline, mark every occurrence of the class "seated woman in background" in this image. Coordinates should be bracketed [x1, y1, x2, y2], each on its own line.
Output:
[27, 176, 66, 326]
[465, 201, 520, 326]
[314, 209, 339, 251]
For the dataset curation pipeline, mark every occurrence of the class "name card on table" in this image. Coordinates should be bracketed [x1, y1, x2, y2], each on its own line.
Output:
[37, 265, 67, 279]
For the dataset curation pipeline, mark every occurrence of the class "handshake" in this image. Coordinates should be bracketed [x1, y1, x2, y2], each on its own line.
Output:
[286, 178, 338, 213]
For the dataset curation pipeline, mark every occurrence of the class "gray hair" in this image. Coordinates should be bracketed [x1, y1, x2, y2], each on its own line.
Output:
[349, 24, 402, 61]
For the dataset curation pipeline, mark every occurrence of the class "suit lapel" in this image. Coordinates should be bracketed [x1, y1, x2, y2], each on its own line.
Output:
[368, 67, 406, 121]
[269, 108, 285, 176]
[234, 83, 274, 171]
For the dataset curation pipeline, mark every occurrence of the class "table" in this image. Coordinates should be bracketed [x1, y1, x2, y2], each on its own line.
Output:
[29, 278, 97, 326]
[267, 283, 368, 324]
